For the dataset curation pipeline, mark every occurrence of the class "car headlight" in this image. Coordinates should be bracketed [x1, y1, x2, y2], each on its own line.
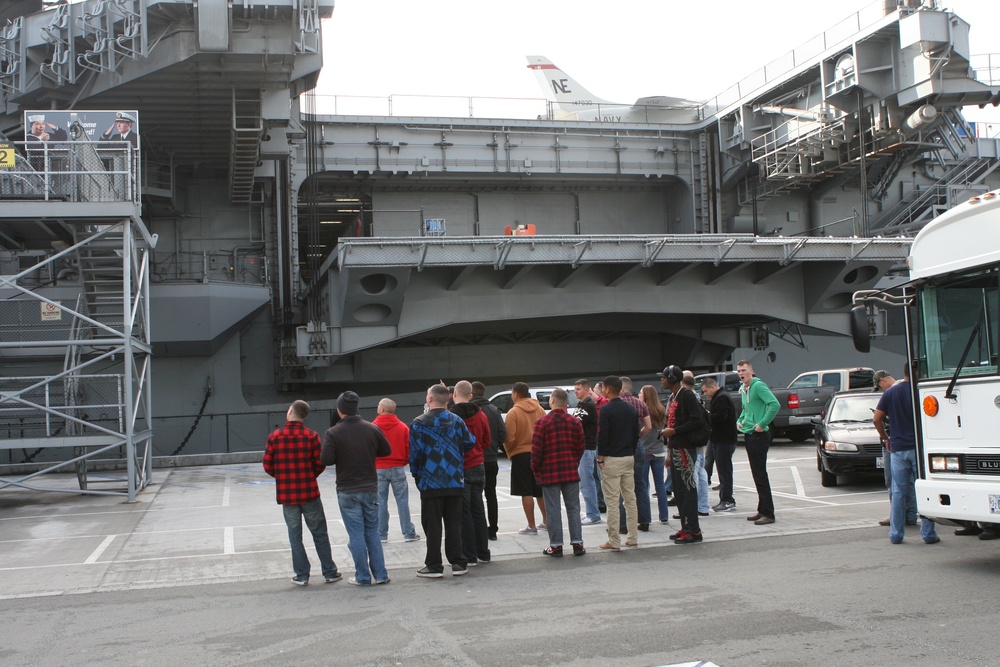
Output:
[930, 455, 961, 472]
[824, 441, 859, 452]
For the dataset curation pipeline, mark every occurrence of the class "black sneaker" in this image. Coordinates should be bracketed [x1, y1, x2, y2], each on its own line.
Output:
[291, 577, 308, 586]
[676, 531, 703, 544]
[572, 543, 586, 556]
[451, 565, 468, 576]
[416, 567, 443, 578]
[637, 523, 650, 532]
[543, 546, 563, 557]
[324, 573, 343, 584]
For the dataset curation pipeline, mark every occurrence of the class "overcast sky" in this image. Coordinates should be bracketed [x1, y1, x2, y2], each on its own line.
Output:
[315, 0, 1000, 126]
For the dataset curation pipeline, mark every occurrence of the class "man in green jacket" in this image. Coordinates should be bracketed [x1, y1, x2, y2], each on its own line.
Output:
[736, 360, 780, 525]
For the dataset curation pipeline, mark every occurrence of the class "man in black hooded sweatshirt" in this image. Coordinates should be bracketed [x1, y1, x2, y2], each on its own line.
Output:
[450, 380, 493, 565]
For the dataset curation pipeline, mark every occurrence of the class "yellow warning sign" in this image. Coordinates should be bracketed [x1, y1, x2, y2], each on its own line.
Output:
[41, 301, 61, 321]
[0, 143, 14, 169]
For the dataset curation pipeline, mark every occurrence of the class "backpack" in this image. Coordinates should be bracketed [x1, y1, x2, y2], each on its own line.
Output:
[688, 393, 712, 447]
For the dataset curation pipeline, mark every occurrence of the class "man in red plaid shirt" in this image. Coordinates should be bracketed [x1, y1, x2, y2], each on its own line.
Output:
[531, 388, 587, 557]
[263, 400, 342, 586]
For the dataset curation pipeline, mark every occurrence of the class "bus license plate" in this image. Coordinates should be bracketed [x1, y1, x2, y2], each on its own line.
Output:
[990, 495, 1000, 514]
[876, 457, 884, 469]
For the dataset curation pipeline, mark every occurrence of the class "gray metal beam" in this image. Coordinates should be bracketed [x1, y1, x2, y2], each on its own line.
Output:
[334, 235, 911, 270]
[447, 265, 476, 291]
[555, 264, 591, 288]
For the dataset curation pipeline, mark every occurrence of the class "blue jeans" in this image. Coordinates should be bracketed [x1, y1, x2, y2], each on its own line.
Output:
[338, 491, 388, 583]
[620, 444, 651, 525]
[883, 446, 893, 496]
[377, 466, 417, 540]
[695, 447, 710, 513]
[578, 449, 601, 520]
[282, 498, 338, 581]
[649, 455, 670, 521]
[889, 449, 937, 544]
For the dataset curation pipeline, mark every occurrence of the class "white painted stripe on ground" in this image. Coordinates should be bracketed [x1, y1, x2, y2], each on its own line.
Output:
[222, 486, 231, 507]
[789, 466, 805, 497]
[84, 535, 116, 564]
[224, 527, 235, 554]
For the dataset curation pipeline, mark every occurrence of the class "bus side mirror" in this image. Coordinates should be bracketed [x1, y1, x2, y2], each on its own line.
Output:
[850, 305, 870, 353]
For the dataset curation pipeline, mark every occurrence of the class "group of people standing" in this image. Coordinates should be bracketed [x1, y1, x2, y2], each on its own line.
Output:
[262, 381, 505, 584]
[262, 360, 784, 585]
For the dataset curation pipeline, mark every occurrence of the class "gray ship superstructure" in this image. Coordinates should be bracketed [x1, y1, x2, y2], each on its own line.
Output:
[1, 0, 998, 494]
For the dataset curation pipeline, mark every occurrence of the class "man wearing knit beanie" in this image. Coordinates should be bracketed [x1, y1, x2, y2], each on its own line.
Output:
[322, 391, 392, 585]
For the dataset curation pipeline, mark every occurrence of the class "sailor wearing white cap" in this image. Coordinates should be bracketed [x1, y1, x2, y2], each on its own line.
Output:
[101, 111, 139, 147]
[25, 113, 67, 142]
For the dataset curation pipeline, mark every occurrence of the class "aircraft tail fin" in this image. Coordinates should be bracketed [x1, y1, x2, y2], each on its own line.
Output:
[526, 56, 614, 111]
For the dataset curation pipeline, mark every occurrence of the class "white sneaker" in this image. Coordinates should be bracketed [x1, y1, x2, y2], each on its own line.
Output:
[537, 523, 548, 530]
[580, 516, 602, 525]
[518, 526, 538, 535]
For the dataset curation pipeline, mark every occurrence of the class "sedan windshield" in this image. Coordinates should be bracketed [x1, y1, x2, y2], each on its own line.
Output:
[828, 395, 881, 423]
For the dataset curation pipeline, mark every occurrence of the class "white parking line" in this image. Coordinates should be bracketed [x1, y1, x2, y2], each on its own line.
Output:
[84, 535, 116, 564]
[222, 486, 231, 507]
[789, 466, 805, 497]
[224, 527, 235, 554]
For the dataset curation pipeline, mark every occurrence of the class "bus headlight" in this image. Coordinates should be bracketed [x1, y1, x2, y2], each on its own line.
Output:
[824, 441, 858, 452]
[930, 455, 960, 472]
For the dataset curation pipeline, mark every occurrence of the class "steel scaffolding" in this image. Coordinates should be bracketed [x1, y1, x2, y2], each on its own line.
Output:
[0, 141, 154, 501]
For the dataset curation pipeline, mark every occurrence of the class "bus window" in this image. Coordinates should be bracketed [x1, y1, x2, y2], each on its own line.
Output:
[918, 269, 999, 379]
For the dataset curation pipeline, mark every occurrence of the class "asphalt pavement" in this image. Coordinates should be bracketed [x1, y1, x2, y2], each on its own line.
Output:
[3, 443, 998, 666]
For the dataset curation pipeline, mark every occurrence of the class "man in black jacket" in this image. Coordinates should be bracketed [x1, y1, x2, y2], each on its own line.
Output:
[660, 366, 707, 544]
[701, 377, 738, 512]
[321, 391, 392, 585]
[471, 381, 506, 540]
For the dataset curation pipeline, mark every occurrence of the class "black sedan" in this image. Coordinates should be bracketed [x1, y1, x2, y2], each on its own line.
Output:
[814, 390, 885, 487]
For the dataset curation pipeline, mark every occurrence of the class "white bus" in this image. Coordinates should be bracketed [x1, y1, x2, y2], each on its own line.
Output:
[852, 189, 1000, 529]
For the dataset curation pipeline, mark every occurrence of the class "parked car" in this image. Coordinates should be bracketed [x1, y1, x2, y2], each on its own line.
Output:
[813, 389, 885, 487]
[774, 367, 875, 442]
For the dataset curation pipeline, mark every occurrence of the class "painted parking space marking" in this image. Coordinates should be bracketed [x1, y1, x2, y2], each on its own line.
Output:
[84, 535, 116, 564]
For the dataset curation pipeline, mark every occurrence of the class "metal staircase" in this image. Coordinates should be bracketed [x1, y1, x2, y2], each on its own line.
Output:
[230, 89, 264, 203]
[870, 157, 998, 235]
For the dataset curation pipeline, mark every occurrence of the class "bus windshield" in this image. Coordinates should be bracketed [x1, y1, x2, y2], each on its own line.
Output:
[917, 268, 999, 379]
